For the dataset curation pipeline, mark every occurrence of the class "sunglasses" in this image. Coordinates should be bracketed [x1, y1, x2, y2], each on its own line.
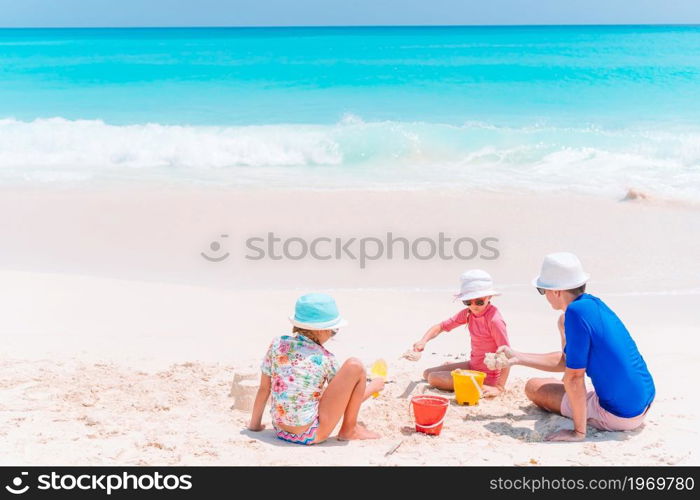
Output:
[536, 287, 546, 295]
[463, 299, 486, 306]
[330, 329, 339, 337]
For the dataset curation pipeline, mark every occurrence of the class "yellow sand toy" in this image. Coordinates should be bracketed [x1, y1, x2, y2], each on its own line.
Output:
[451, 369, 486, 405]
[370, 359, 388, 398]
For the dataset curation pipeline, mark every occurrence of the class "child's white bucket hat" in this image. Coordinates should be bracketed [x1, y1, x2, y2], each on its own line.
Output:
[532, 252, 590, 290]
[454, 270, 501, 301]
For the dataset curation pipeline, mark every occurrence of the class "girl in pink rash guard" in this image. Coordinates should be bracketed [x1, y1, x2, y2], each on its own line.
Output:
[410, 270, 511, 398]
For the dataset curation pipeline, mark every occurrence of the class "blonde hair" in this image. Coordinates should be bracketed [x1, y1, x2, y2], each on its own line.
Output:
[292, 326, 324, 345]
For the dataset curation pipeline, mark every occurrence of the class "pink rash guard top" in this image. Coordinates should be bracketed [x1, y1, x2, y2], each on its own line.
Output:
[439, 304, 510, 385]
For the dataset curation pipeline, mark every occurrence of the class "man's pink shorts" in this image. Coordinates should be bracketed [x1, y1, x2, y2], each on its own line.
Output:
[560, 391, 649, 431]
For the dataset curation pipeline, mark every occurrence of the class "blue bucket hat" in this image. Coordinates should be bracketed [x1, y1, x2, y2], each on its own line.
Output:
[289, 293, 348, 330]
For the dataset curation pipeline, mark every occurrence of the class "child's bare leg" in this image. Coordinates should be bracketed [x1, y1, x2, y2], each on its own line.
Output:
[422, 361, 470, 380]
[425, 371, 454, 390]
[316, 358, 380, 442]
[423, 361, 470, 391]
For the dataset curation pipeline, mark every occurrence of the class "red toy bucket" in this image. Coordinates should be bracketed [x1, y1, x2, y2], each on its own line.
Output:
[410, 395, 449, 436]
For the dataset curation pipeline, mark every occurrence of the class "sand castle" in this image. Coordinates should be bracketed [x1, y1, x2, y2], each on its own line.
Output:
[229, 373, 259, 411]
[401, 349, 422, 361]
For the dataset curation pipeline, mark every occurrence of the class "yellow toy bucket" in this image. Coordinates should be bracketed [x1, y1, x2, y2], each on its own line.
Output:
[451, 369, 486, 406]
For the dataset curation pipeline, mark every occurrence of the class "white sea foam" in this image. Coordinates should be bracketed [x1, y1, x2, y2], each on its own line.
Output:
[0, 116, 699, 200]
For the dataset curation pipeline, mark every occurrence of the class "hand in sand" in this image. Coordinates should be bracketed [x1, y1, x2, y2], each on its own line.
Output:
[247, 423, 266, 432]
[402, 350, 421, 361]
[496, 345, 519, 366]
[402, 344, 423, 361]
[544, 429, 586, 442]
[412, 340, 426, 352]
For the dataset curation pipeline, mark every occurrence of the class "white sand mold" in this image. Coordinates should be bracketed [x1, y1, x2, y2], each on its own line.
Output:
[229, 373, 259, 411]
[484, 351, 509, 371]
[401, 350, 422, 362]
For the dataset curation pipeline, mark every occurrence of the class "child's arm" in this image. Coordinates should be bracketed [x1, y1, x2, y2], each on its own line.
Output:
[248, 373, 271, 431]
[412, 323, 443, 352]
[413, 309, 469, 352]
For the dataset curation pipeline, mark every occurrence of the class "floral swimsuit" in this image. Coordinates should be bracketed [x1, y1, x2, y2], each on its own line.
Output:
[261, 334, 338, 444]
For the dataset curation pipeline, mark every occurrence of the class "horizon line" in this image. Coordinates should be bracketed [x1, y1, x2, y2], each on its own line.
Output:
[1, 23, 700, 29]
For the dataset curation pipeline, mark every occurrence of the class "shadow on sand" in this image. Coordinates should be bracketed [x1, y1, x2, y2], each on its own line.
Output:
[239, 427, 351, 447]
[475, 405, 646, 443]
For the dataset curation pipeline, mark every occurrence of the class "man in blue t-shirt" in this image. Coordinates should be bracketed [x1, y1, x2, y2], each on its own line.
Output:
[498, 252, 655, 442]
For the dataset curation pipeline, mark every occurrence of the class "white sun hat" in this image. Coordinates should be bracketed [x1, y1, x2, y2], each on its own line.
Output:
[532, 252, 590, 290]
[454, 269, 501, 301]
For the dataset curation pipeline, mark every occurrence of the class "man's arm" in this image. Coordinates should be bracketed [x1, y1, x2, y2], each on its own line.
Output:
[563, 368, 587, 434]
[498, 346, 566, 372]
[558, 313, 566, 350]
[546, 307, 591, 442]
[497, 313, 568, 372]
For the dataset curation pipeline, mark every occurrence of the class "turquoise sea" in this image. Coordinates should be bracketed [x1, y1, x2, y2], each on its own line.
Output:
[1, 26, 699, 197]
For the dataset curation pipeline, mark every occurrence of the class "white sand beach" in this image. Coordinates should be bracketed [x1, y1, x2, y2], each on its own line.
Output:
[0, 188, 698, 465]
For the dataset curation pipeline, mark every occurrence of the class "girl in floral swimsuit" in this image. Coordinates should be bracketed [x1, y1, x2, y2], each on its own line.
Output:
[248, 293, 384, 445]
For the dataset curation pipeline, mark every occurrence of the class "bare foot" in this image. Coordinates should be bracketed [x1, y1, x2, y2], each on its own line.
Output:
[337, 424, 380, 441]
[481, 385, 502, 398]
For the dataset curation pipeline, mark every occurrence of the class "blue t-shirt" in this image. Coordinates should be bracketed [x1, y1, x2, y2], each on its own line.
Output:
[564, 294, 655, 418]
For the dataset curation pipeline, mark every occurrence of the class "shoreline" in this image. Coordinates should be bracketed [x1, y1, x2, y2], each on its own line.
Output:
[2, 182, 699, 209]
